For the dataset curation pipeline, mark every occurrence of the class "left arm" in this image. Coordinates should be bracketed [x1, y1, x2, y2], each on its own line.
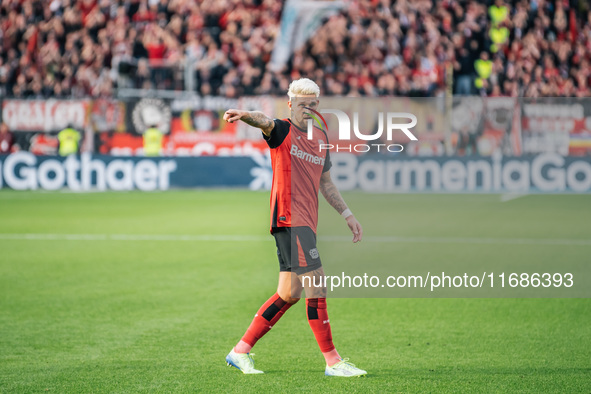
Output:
[319, 171, 363, 243]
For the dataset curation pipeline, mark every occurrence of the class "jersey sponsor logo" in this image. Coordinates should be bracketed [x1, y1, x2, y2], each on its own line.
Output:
[290, 144, 325, 166]
[309, 248, 319, 259]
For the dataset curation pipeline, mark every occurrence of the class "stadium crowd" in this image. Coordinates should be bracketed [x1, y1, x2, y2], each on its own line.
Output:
[1, 0, 590, 99]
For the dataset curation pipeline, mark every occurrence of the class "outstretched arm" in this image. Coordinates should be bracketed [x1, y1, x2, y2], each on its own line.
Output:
[223, 109, 274, 136]
[319, 171, 363, 243]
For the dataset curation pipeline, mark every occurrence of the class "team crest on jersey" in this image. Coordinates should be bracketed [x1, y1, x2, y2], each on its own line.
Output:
[309, 248, 319, 259]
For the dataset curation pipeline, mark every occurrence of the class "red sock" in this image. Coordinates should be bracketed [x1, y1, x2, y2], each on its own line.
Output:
[306, 298, 335, 353]
[236, 293, 293, 352]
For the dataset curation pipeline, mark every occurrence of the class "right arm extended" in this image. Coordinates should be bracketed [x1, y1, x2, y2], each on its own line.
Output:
[223, 109, 275, 136]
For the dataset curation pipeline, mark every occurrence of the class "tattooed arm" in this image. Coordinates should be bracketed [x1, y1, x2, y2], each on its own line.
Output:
[319, 171, 363, 243]
[223, 109, 275, 136]
[319, 171, 348, 213]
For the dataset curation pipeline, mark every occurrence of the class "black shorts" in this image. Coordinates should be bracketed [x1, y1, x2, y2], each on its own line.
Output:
[273, 226, 322, 274]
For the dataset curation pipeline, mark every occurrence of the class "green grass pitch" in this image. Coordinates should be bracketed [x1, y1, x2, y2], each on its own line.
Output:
[0, 190, 590, 392]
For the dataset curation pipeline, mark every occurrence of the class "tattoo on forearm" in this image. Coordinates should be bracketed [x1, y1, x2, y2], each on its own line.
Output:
[320, 180, 348, 214]
[242, 111, 274, 132]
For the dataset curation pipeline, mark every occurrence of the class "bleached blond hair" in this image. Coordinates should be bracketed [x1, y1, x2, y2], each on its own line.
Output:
[287, 78, 320, 98]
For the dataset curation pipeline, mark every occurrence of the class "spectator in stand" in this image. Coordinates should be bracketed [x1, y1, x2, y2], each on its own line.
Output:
[489, 0, 509, 27]
[133, 2, 156, 24]
[134, 58, 152, 89]
[475, 51, 493, 95]
[1, 0, 591, 98]
[454, 46, 475, 95]
[489, 20, 510, 53]
[0, 123, 15, 154]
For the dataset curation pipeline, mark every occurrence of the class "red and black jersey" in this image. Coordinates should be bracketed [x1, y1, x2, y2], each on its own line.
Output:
[264, 118, 331, 234]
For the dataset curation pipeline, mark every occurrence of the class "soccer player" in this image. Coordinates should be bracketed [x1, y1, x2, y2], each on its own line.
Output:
[223, 78, 367, 377]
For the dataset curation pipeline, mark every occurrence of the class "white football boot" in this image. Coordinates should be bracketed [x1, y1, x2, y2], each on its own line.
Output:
[226, 349, 264, 374]
[325, 358, 367, 377]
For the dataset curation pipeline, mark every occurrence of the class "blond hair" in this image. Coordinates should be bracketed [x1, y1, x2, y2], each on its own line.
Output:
[287, 78, 320, 98]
